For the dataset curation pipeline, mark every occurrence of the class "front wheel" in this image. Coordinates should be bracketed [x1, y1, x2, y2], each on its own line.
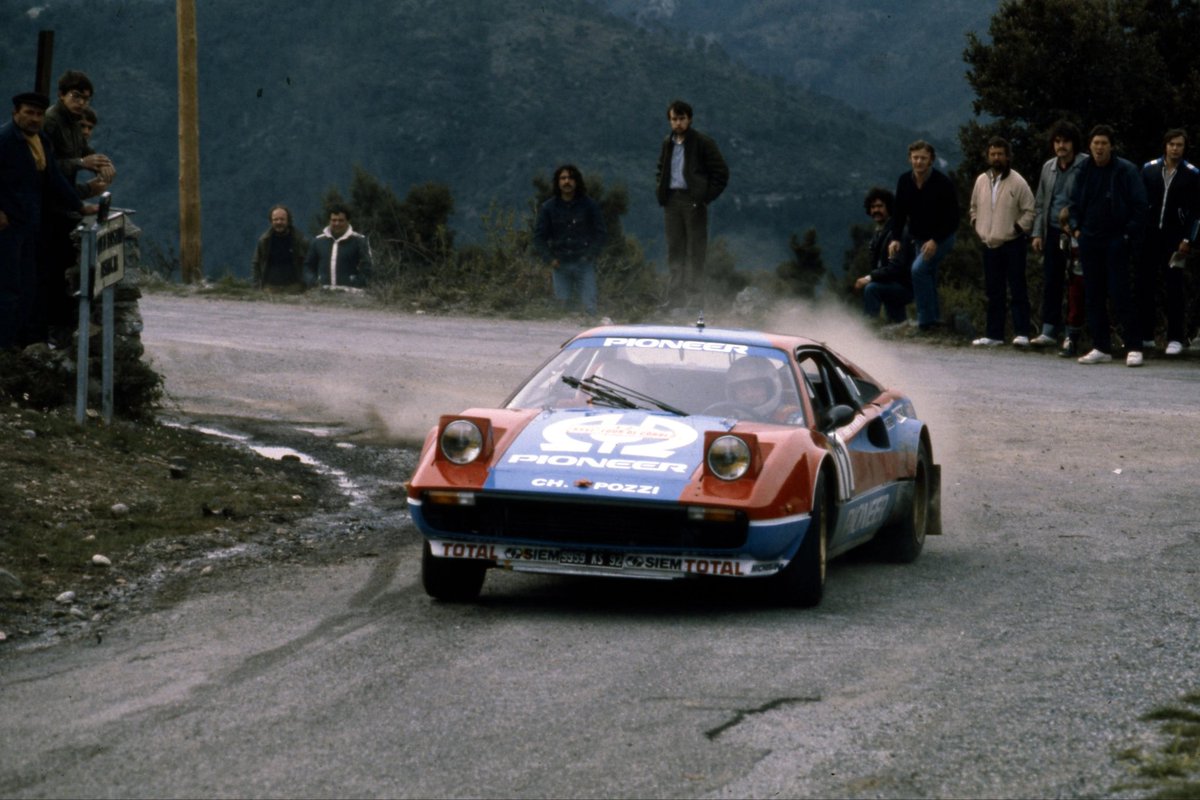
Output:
[765, 474, 829, 607]
[421, 541, 487, 601]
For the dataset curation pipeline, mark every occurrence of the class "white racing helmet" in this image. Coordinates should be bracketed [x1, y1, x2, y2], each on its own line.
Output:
[726, 356, 783, 418]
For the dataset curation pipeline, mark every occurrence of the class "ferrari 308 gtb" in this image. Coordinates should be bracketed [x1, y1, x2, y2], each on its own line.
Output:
[407, 323, 940, 607]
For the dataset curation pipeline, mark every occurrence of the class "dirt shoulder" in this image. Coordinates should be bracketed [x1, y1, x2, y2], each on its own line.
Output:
[0, 403, 349, 647]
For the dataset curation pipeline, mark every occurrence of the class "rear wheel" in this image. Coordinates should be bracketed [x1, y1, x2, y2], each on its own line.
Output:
[875, 440, 931, 563]
[765, 474, 829, 607]
[421, 541, 487, 601]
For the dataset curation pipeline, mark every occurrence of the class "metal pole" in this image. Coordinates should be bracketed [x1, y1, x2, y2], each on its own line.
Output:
[102, 285, 114, 424]
[75, 223, 93, 425]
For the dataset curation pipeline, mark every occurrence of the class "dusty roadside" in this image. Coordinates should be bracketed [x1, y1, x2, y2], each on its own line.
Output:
[0, 402, 352, 648]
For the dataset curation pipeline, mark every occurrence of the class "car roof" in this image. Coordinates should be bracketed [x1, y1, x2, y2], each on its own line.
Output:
[573, 324, 825, 352]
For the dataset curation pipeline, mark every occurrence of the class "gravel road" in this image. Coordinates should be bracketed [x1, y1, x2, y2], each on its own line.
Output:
[1, 294, 1196, 799]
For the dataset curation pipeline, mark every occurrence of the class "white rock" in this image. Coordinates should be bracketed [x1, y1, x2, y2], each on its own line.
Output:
[110, 503, 130, 517]
[200, 565, 214, 576]
[55, 590, 76, 604]
[91, 554, 112, 567]
[0, 630, 7, 642]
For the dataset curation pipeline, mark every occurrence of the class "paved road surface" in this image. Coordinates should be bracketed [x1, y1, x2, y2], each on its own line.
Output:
[2, 294, 1197, 798]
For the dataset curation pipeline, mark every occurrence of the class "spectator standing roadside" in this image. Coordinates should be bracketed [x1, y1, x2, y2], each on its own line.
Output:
[888, 140, 959, 332]
[1068, 125, 1148, 366]
[42, 71, 116, 191]
[1137, 129, 1199, 356]
[39, 71, 116, 345]
[1030, 120, 1090, 356]
[533, 164, 607, 319]
[852, 187, 913, 324]
[0, 92, 96, 350]
[969, 137, 1036, 347]
[305, 204, 372, 289]
[654, 100, 729, 310]
[252, 204, 308, 291]
[74, 107, 108, 199]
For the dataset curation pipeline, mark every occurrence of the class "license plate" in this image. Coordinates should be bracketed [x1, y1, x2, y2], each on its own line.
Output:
[559, 550, 626, 568]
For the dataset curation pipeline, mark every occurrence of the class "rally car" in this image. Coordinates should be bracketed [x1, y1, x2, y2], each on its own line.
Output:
[407, 323, 940, 607]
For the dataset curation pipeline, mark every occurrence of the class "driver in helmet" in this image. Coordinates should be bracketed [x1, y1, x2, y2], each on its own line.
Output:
[725, 356, 801, 423]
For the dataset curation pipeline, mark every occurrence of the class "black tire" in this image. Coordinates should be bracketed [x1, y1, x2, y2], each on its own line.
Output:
[874, 440, 931, 563]
[765, 474, 829, 607]
[421, 541, 487, 601]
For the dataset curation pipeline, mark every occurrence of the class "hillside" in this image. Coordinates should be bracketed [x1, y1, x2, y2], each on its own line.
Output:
[1, 0, 937, 277]
[592, 0, 999, 139]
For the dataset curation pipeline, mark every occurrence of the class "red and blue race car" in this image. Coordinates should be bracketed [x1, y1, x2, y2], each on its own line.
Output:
[407, 322, 940, 607]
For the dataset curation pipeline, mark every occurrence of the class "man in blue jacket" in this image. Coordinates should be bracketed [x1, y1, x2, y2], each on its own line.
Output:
[533, 164, 607, 318]
[0, 92, 96, 350]
[1068, 125, 1148, 366]
[1137, 129, 1200, 356]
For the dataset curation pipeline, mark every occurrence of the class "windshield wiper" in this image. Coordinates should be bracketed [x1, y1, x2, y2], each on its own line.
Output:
[561, 375, 686, 416]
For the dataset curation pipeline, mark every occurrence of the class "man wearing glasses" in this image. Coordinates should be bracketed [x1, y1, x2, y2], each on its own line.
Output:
[43, 70, 116, 189]
[38, 71, 118, 345]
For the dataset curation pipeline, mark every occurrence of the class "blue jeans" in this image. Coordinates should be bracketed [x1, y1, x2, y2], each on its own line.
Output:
[1079, 235, 1136, 354]
[912, 233, 954, 327]
[552, 259, 597, 315]
[863, 281, 912, 323]
[982, 236, 1031, 340]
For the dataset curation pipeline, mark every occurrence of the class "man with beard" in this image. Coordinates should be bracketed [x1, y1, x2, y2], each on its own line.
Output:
[533, 164, 607, 319]
[852, 187, 913, 324]
[654, 99, 729, 311]
[252, 204, 308, 291]
[969, 136, 1036, 346]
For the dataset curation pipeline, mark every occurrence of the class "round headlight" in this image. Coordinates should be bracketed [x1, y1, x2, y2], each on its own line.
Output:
[707, 435, 751, 481]
[440, 420, 483, 464]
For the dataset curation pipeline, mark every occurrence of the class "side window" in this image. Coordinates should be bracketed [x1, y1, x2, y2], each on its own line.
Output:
[797, 350, 862, 410]
[797, 354, 833, 416]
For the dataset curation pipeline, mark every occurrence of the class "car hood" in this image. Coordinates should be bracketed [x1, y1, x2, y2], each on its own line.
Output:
[485, 408, 732, 500]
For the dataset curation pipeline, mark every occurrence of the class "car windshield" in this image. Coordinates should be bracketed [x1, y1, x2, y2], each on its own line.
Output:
[506, 335, 805, 422]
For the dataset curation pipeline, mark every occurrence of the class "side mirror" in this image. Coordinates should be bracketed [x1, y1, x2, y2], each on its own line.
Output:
[820, 404, 855, 431]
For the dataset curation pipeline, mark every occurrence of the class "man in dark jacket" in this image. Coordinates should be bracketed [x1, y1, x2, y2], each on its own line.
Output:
[887, 140, 959, 332]
[1068, 125, 1148, 366]
[0, 92, 96, 349]
[533, 164, 607, 318]
[654, 99, 729, 309]
[252, 204, 308, 290]
[854, 187, 913, 324]
[304, 204, 372, 289]
[1137, 129, 1199, 355]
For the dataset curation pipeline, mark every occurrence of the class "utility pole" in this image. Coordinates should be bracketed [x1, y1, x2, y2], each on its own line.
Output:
[35, 31, 54, 95]
[177, 0, 202, 283]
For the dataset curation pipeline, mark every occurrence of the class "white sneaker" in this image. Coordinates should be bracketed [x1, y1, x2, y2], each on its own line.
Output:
[1126, 350, 1144, 367]
[1077, 349, 1112, 364]
[972, 337, 1003, 346]
[1030, 333, 1056, 346]
[1165, 340, 1183, 356]
[1012, 335, 1030, 347]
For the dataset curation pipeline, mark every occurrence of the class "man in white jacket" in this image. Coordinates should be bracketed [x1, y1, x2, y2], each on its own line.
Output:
[969, 136, 1036, 347]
